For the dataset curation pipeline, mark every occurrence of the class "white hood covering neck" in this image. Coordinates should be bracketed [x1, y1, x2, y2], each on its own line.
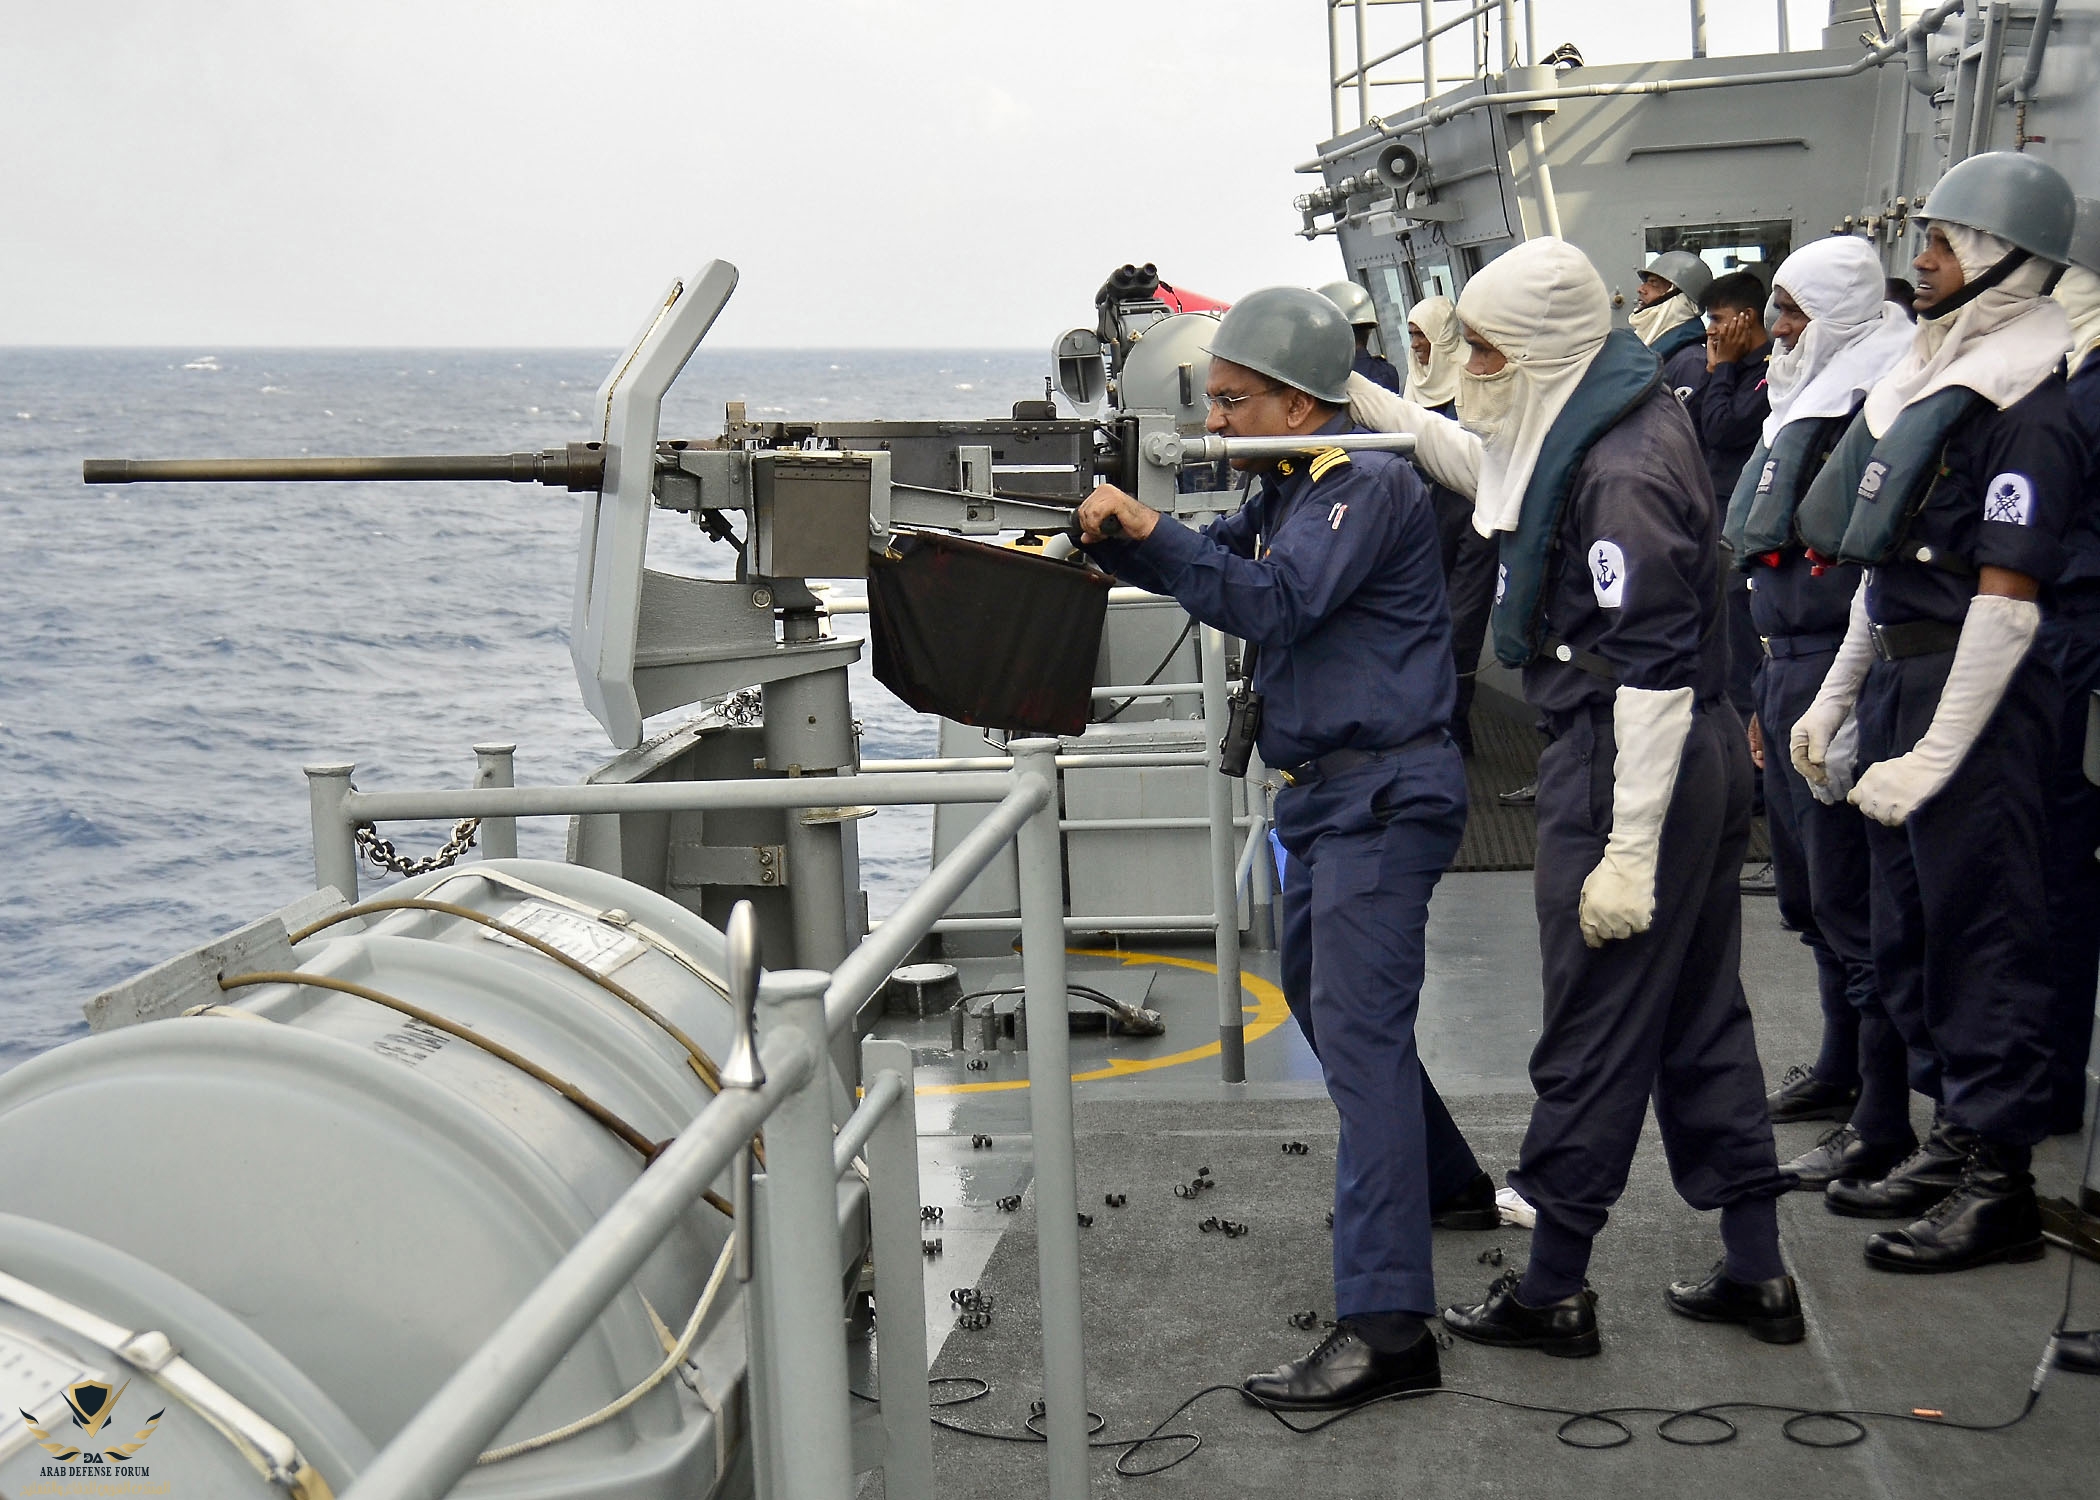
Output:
[1455, 238, 1614, 537]
[2055, 266, 2100, 378]
[1861, 224, 2072, 437]
[1762, 236, 1915, 446]
[1404, 295, 1465, 408]
[1630, 291, 1698, 347]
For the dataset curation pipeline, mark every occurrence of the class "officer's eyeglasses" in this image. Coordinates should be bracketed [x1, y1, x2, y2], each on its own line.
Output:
[1207, 385, 1283, 412]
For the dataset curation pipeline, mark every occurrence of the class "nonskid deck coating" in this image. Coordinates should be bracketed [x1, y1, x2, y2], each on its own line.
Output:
[866, 871, 2100, 1496]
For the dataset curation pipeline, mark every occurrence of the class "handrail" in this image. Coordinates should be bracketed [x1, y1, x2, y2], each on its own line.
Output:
[834, 1067, 905, 1176]
[823, 777, 1050, 1035]
[336, 747, 1090, 1500]
[1297, 0, 1969, 171]
[335, 770, 1018, 823]
[1329, 0, 1501, 87]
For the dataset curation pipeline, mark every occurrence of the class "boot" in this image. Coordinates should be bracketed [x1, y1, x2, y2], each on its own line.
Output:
[1864, 1138, 2046, 1274]
[1824, 1119, 1969, 1219]
[1782, 1124, 1918, 1191]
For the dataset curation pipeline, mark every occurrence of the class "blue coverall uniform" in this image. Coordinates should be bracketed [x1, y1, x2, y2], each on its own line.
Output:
[1353, 347, 1402, 394]
[1744, 413, 1895, 1139]
[1089, 415, 1476, 1319]
[1687, 342, 1773, 741]
[1508, 388, 1791, 1304]
[2032, 357, 2100, 1135]
[1855, 375, 2084, 1151]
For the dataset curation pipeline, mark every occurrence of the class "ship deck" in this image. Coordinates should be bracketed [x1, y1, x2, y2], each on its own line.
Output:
[862, 871, 2100, 1498]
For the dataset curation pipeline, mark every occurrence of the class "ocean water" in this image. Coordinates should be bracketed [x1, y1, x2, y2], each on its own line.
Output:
[0, 347, 1046, 1068]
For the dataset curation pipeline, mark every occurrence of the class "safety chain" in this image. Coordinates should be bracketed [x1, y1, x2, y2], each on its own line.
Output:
[354, 818, 481, 876]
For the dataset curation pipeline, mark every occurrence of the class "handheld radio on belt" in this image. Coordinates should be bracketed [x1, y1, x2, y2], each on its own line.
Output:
[1219, 643, 1262, 778]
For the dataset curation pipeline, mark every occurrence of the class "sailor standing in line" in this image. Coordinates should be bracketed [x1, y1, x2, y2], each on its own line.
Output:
[1790, 153, 2082, 1272]
[2038, 197, 2100, 1139]
[1405, 295, 1499, 758]
[1631, 248, 1713, 400]
[1318, 280, 1402, 392]
[1716, 236, 1916, 1186]
[1077, 287, 1492, 1408]
[1356, 239, 1801, 1354]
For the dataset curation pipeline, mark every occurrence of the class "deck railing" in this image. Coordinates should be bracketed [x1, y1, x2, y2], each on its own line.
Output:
[317, 741, 1099, 1499]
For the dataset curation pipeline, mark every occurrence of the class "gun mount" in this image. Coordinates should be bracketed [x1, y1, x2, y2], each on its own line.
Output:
[82, 260, 1412, 749]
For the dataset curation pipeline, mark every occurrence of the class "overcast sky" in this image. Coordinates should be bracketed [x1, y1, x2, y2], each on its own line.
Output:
[4, 0, 1837, 348]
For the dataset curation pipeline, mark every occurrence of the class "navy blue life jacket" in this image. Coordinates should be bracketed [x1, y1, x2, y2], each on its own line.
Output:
[1721, 417, 1824, 560]
[1490, 329, 1664, 667]
[1652, 318, 1705, 365]
[1793, 388, 1982, 565]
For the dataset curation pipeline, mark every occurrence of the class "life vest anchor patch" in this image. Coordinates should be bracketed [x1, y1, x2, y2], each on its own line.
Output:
[1589, 540, 1626, 608]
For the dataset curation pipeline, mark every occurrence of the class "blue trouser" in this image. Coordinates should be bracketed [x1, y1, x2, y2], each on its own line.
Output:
[2041, 608, 2100, 1134]
[1756, 644, 1911, 1143]
[1273, 741, 1471, 1320]
[1856, 648, 2057, 1146]
[1510, 702, 1789, 1301]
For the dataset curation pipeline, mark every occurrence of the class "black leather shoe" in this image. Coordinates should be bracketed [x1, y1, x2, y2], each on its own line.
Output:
[1864, 1141, 2046, 1274]
[1766, 1064, 1860, 1124]
[1739, 862, 1778, 896]
[1240, 1321, 1441, 1410]
[1825, 1122, 1969, 1219]
[2058, 1331, 2100, 1375]
[1782, 1124, 1918, 1191]
[1497, 781, 1537, 806]
[1431, 1170, 1501, 1230]
[1443, 1272, 1599, 1358]
[1663, 1263, 1805, 1344]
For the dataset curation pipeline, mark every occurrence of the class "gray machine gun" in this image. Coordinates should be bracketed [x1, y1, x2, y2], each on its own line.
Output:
[84, 260, 1414, 748]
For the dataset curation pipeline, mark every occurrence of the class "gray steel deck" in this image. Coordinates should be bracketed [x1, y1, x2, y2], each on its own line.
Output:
[868, 872, 2100, 1496]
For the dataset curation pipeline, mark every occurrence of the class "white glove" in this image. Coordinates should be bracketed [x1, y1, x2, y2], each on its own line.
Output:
[1790, 580, 1875, 787]
[1806, 713, 1861, 805]
[1849, 593, 2040, 826]
[1345, 372, 1483, 498]
[1578, 685, 1696, 948]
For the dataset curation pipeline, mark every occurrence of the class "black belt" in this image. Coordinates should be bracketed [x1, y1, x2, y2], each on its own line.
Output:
[1870, 620, 1962, 661]
[1280, 729, 1447, 787]
[1760, 631, 1846, 660]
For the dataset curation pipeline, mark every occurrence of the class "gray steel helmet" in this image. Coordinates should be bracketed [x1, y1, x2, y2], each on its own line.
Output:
[2068, 196, 2100, 276]
[1316, 280, 1379, 327]
[1918, 151, 2077, 264]
[1205, 286, 1355, 404]
[1639, 249, 1713, 304]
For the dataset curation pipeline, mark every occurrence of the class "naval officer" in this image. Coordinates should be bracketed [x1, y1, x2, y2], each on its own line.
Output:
[1077, 286, 1485, 1409]
[1351, 239, 1800, 1354]
[1792, 153, 2083, 1271]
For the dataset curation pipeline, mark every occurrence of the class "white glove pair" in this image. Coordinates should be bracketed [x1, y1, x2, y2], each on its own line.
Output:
[1791, 585, 2039, 825]
[1578, 685, 1695, 948]
[1846, 593, 2039, 824]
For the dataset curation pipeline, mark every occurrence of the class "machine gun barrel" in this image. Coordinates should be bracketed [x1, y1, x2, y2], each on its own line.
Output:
[82, 442, 606, 491]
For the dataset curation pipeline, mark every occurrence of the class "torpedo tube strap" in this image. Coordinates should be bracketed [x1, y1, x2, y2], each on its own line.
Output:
[286, 897, 726, 1095]
[1793, 389, 1981, 564]
[217, 971, 666, 1162]
[0, 1266, 335, 1500]
[430, 866, 738, 1012]
[1491, 329, 1664, 668]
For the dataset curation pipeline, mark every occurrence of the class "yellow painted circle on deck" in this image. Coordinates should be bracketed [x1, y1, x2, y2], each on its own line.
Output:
[915, 948, 1291, 1095]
